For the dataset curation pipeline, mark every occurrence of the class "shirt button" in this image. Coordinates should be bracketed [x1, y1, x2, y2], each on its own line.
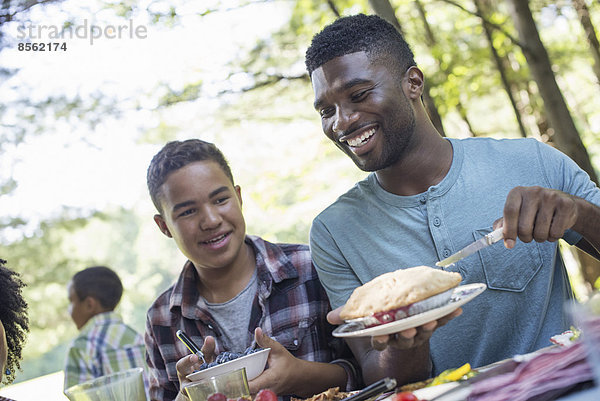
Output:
[420, 197, 427, 204]
[208, 324, 213, 330]
[443, 249, 451, 257]
[293, 339, 299, 346]
[433, 217, 441, 227]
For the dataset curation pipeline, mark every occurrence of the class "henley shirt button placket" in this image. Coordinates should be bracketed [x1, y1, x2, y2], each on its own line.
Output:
[427, 193, 452, 268]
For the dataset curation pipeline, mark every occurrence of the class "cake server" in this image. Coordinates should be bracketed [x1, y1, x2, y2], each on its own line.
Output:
[436, 227, 504, 268]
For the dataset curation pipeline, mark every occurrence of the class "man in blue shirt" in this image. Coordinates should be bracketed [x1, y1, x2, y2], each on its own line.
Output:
[304, 14, 600, 386]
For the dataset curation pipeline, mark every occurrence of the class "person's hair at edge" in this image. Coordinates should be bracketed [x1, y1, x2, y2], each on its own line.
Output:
[72, 266, 123, 311]
[0, 259, 29, 385]
[305, 13, 416, 78]
[146, 139, 234, 214]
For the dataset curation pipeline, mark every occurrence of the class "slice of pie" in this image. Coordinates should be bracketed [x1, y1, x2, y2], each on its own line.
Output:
[340, 266, 462, 323]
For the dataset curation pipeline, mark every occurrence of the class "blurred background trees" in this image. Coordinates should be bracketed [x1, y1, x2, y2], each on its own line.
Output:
[1, 0, 600, 383]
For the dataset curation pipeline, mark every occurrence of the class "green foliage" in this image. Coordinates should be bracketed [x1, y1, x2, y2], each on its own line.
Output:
[158, 81, 204, 107]
[3, 205, 181, 382]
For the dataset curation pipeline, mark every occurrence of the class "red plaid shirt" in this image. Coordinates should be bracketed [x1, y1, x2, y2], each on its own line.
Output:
[145, 235, 355, 401]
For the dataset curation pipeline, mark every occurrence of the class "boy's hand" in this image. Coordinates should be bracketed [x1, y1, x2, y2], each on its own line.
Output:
[176, 335, 217, 396]
[248, 327, 301, 395]
[201, 335, 216, 363]
[176, 353, 202, 395]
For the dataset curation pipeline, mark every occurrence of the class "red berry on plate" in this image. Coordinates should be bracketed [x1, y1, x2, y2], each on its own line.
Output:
[255, 389, 277, 401]
[207, 392, 227, 401]
[391, 391, 419, 401]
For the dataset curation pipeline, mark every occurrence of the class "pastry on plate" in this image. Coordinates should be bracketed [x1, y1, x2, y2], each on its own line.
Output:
[340, 266, 462, 327]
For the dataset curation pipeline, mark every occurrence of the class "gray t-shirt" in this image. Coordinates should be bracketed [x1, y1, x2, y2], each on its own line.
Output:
[205, 270, 258, 351]
[310, 137, 600, 374]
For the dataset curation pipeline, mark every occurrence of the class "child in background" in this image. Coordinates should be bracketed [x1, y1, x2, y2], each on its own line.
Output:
[64, 265, 147, 390]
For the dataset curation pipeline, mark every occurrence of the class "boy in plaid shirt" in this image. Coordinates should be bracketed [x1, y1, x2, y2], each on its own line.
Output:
[63, 266, 147, 390]
[145, 140, 357, 401]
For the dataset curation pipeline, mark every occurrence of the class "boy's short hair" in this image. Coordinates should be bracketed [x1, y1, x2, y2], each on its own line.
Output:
[147, 139, 234, 214]
[0, 259, 29, 385]
[305, 13, 416, 79]
[72, 266, 122, 311]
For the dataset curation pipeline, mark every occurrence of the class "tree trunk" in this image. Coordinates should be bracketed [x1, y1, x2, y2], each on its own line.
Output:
[368, 0, 446, 136]
[368, 0, 402, 32]
[474, 0, 528, 138]
[415, 0, 476, 136]
[506, 0, 599, 185]
[423, 89, 446, 137]
[571, 0, 600, 87]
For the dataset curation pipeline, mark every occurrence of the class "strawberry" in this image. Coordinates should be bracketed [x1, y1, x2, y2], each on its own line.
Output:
[391, 392, 419, 401]
[255, 389, 277, 401]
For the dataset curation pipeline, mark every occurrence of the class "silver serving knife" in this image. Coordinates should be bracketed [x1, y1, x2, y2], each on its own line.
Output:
[436, 227, 504, 268]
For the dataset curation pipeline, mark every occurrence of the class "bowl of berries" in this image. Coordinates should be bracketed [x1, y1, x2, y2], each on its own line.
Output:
[187, 347, 271, 382]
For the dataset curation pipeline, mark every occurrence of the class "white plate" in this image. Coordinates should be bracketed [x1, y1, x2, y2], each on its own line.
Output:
[332, 283, 487, 338]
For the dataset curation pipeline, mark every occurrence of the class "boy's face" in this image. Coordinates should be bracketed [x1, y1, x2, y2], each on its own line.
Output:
[154, 160, 247, 272]
[67, 281, 94, 330]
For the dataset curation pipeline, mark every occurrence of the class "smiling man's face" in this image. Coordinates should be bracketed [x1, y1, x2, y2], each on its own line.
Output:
[153, 160, 247, 273]
[312, 51, 416, 171]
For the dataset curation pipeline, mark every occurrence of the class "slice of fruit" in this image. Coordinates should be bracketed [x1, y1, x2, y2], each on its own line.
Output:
[428, 363, 472, 386]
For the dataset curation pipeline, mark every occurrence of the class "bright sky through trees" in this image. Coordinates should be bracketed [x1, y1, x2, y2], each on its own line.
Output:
[0, 0, 291, 236]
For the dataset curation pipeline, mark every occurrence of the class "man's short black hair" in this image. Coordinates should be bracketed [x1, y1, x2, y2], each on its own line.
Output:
[71, 266, 123, 311]
[305, 13, 416, 78]
[146, 139, 234, 215]
[0, 259, 29, 385]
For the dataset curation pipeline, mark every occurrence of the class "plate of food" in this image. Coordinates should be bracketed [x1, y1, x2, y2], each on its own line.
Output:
[332, 266, 486, 338]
